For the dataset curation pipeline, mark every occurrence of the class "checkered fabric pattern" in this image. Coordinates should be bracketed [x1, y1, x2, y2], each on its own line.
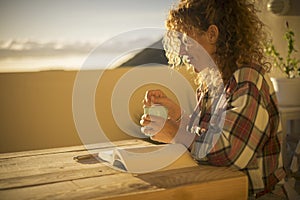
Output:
[191, 65, 286, 196]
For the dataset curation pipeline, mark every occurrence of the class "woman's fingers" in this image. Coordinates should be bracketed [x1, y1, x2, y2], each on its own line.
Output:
[140, 114, 167, 134]
[141, 114, 166, 127]
[140, 113, 180, 143]
[146, 89, 166, 99]
[144, 89, 166, 105]
[139, 114, 151, 126]
[141, 126, 156, 137]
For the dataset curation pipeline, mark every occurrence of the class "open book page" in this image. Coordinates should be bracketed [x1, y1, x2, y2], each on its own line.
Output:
[98, 143, 198, 173]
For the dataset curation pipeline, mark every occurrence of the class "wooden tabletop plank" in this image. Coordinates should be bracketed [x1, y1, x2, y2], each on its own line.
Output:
[0, 166, 247, 200]
[0, 179, 81, 200]
[97, 175, 248, 200]
[0, 139, 155, 179]
[0, 139, 147, 159]
[0, 165, 117, 190]
[0, 140, 157, 189]
[136, 165, 245, 188]
[0, 173, 158, 200]
[0, 150, 103, 179]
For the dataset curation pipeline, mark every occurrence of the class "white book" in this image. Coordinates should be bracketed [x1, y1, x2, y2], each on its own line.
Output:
[98, 143, 198, 173]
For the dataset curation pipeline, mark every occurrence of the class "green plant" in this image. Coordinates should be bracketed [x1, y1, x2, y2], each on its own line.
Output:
[265, 22, 300, 78]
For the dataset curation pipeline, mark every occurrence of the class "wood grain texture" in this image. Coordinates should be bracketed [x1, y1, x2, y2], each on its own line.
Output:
[0, 139, 145, 159]
[0, 139, 248, 200]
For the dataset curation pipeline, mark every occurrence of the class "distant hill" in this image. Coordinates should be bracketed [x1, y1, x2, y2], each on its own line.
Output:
[118, 38, 168, 67]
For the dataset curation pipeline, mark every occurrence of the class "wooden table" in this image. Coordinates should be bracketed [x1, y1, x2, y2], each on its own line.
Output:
[0, 139, 248, 200]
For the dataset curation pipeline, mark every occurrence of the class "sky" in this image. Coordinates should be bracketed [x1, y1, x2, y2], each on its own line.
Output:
[0, 0, 177, 72]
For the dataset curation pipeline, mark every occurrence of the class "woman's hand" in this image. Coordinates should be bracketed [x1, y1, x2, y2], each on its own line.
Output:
[143, 89, 182, 121]
[140, 114, 179, 143]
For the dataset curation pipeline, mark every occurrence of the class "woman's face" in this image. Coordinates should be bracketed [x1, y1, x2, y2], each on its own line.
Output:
[179, 32, 216, 72]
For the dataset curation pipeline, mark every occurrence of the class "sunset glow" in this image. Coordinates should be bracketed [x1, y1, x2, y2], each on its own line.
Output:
[0, 0, 176, 72]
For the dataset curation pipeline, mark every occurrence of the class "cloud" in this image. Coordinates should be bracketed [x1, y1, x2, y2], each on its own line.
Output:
[0, 40, 96, 59]
[0, 36, 161, 60]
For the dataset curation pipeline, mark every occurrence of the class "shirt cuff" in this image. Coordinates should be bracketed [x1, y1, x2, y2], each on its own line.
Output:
[171, 113, 196, 149]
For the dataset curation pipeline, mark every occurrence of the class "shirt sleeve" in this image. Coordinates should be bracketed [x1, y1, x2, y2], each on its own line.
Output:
[193, 80, 270, 169]
[172, 113, 196, 149]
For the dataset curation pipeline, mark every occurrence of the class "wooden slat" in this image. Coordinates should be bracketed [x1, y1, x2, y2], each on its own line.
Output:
[136, 166, 244, 188]
[0, 140, 155, 189]
[0, 166, 247, 200]
[0, 165, 118, 190]
[0, 139, 146, 159]
[0, 149, 103, 180]
[100, 175, 248, 200]
[0, 173, 158, 200]
[0, 139, 153, 179]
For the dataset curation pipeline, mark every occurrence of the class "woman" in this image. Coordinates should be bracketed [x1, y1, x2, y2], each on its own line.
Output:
[140, 0, 287, 199]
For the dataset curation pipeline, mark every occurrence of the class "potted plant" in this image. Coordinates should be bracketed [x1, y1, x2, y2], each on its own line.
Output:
[265, 21, 300, 106]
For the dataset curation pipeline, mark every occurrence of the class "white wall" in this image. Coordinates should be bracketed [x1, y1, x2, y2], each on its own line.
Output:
[0, 67, 197, 153]
[257, 0, 300, 137]
[257, 0, 300, 78]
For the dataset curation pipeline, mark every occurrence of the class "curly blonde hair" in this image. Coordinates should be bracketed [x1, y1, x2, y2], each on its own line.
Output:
[164, 0, 269, 83]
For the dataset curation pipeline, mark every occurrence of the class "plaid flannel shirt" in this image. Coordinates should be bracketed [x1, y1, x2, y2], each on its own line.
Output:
[190, 65, 286, 196]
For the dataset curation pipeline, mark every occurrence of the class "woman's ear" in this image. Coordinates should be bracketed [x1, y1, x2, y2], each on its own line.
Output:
[206, 25, 219, 44]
